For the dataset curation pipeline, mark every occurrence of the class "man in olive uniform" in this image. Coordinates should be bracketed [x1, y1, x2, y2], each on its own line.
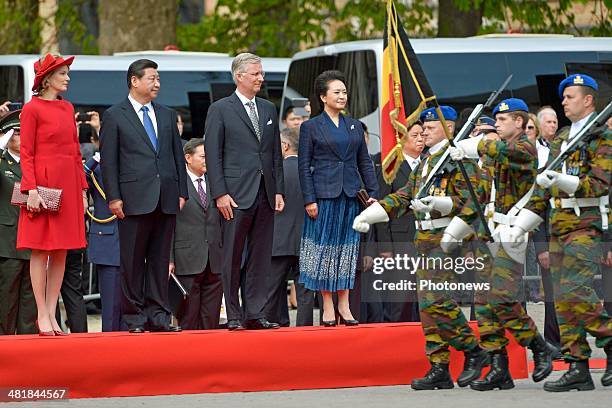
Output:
[0, 110, 36, 335]
[353, 106, 488, 390]
[508, 74, 612, 391]
[444, 98, 554, 390]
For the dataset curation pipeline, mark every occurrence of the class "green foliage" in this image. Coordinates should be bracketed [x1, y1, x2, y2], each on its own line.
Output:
[56, 0, 98, 54]
[333, 0, 435, 41]
[177, 0, 336, 57]
[456, 0, 611, 36]
[0, 0, 40, 54]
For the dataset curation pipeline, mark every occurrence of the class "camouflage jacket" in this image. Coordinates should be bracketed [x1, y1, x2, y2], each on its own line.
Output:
[463, 135, 537, 235]
[379, 142, 481, 246]
[526, 114, 611, 237]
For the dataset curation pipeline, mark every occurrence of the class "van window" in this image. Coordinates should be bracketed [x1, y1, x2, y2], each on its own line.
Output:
[64, 70, 286, 139]
[284, 50, 378, 119]
[0, 65, 25, 103]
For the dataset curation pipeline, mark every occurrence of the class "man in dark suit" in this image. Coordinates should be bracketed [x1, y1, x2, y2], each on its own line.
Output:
[374, 122, 424, 323]
[100, 59, 189, 333]
[204, 53, 285, 331]
[264, 127, 307, 326]
[169, 138, 223, 330]
[0, 112, 36, 335]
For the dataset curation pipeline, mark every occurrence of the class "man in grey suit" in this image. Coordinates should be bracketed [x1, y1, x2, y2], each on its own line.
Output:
[169, 138, 223, 330]
[100, 59, 189, 333]
[204, 53, 285, 331]
[264, 127, 309, 326]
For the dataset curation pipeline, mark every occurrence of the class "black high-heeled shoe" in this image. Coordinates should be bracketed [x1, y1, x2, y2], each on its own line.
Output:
[322, 320, 337, 327]
[339, 314, 359, 326]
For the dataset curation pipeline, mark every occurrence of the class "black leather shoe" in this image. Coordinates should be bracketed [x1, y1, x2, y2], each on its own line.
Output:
[411, 363, 454, 390]
[227, 320, 245, 331]
[543, 360, 594, 392]
[470, 350, 515, 391]
[150, 325, 182, 332]
[600, 346, 611, 387]
[528, 334, 554, 382]
[322, 320, 337, 327]
[457, 348, 488, 387]
[244, 318, 280, 330]
[129, 327, 145, 333]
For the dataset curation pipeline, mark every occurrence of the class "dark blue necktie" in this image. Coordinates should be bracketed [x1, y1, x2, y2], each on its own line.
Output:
[141, 105, 158, 151]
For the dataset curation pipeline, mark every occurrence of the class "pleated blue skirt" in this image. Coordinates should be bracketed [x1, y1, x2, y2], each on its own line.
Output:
[299, 194, 360, 292]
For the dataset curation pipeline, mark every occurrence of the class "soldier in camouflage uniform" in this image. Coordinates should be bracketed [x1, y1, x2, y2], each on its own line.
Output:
[508, 74, 612, 391]
[443, 98, 554, 391]
[353, 106, 487, 390]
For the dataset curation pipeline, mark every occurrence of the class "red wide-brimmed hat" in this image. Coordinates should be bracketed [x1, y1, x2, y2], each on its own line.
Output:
[32, 54, 75, 92]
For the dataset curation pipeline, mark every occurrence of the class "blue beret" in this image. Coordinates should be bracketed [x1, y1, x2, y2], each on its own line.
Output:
[477, 115, 496, 127]
[558, 74, 598, 98]
[420, 106, 457, 122]
[493, 98, 528, 116]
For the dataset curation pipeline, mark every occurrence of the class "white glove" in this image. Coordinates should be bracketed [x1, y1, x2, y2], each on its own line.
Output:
[451, 135, 482, 160]
[536, 170, 579, 194]
[0, 129, 13, 150]
[352, 202, 389, 233]
[92, 152, 100, 163]
[507, 208, 543, 248]
[448, 146, 465, 161]
[440, 217, 473, 253]
[411, 196, 453, 216]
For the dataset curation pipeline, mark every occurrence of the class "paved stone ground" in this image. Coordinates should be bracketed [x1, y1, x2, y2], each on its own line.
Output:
[7, 371, 611, 408]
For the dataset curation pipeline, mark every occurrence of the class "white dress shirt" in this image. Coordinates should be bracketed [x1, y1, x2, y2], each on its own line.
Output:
[127, 94, 158, 136]
[235, 90, 259, 118]
[568, 114, 590, 140]
[403, 152, 420, 171]
[186, 167, 206, 193]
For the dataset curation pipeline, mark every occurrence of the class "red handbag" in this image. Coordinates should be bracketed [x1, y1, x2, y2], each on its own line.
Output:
[11, 181, 62, 212]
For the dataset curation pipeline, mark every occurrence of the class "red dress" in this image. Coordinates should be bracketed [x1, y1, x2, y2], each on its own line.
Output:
[16, 96, 88, 250]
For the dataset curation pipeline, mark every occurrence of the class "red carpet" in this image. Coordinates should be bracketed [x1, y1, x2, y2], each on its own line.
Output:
[0, 323, 527, 399]
[528, 359, 607, 372]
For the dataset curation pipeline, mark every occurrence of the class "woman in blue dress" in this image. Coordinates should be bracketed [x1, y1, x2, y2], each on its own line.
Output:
[298, 70, 378, 326]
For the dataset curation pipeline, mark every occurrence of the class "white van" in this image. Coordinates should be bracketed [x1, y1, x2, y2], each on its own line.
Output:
[0, 51, 290, 139]
[282, 36, 611, 152]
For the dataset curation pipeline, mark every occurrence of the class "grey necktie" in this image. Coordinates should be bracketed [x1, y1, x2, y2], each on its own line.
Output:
[246, 101, 261, 141]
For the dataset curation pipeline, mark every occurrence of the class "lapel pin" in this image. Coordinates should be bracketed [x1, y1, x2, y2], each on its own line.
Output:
[266, 119, 272, 125]
[350, 124, 355, 130]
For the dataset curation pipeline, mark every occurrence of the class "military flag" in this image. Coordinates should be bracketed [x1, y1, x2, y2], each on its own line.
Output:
[381, 0, 436, 184]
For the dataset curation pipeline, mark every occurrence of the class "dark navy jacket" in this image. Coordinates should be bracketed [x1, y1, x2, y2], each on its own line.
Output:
[84, 157, 119, 267]
[298, 113, 378, 205]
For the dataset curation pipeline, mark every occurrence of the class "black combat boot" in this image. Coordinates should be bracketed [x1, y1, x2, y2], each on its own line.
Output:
[528, 334, 554, 382]
[543, 360, 594, 392]
[457, 348, 488, 387]
[470, 350, 515, 391]
[411, 363, 454, 390]
[602, 345, 612, 387]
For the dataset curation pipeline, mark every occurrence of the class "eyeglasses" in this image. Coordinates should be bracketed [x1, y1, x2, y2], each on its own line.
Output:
[242, 71, 265, 78]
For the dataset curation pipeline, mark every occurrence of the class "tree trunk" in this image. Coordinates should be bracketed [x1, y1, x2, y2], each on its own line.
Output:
[98, 0, 177, 55]
[39, 0, 59, 54]
[437, 0, 484, 37]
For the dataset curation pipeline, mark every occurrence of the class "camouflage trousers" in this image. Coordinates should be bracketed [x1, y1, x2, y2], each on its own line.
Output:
[549, 234, 612, 361]
[416, 242, 479, 364]
[474, 245, 539, 351]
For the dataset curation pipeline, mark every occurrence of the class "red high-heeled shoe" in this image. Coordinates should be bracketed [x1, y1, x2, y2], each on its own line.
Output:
[36, 320, 55, 337]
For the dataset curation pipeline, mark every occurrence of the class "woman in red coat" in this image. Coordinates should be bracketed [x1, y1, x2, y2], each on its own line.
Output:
[17, 54, 88, 336]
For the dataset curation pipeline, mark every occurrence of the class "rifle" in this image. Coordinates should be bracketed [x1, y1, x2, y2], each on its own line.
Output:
[416, 75, 512, 242]
[545, 100, 612, 172]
